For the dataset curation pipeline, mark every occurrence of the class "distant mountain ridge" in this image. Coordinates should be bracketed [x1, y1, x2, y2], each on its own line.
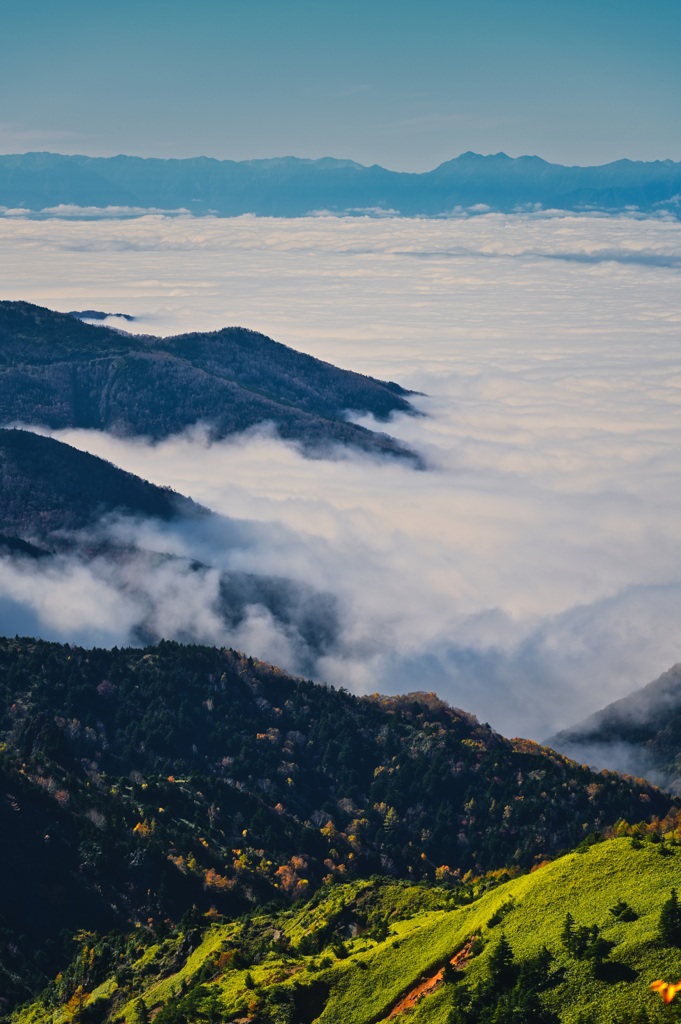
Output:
[1, 151, 680, 217]
[0, 301, 418, 459]
[546, 663, 681, 792]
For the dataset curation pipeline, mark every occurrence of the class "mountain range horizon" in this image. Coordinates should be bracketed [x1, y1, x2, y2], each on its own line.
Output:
[3, 150, 680, 218]
[4, 149, 681, 170]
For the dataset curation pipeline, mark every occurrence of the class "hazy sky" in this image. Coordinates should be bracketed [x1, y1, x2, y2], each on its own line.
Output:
[2, 0, 680, 170]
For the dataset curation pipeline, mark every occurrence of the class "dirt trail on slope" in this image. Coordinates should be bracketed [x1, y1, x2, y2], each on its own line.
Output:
[382, 937, 476, 1020]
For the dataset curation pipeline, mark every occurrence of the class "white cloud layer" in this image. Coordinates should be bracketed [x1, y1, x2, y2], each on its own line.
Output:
[1, 212, 681, 740]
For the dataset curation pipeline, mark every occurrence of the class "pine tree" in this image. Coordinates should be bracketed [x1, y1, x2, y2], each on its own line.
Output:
[492, 988, 558, 1024]
[659, 889, 681, 946]
[488, 935, 517, 992]
[130, 998, 149, 1024]
[561, 912, 575, 955]
[517, 946, 554, 991]
[443, 958, 458, 983]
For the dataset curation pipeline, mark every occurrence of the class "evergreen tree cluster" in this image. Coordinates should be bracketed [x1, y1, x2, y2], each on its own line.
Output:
[449, 937, 558, 1024]
[561, 913, 613, 964]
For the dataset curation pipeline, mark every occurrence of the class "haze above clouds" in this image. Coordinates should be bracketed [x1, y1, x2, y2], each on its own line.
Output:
[2, 0, 679, 168]
[1, 212, 680, 739]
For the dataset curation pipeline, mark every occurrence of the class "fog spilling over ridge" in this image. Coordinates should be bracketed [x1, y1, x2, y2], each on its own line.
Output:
[1, 212, 681, 740]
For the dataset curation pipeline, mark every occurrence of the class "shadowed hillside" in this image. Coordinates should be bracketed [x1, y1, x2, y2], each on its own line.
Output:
[548, 664, 681, 793]
[0, 427, 202, 541]
[0, 301, 419, 460]
[0, 429, 341, 661]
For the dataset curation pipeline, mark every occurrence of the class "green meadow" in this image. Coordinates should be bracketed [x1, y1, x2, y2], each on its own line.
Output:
[13, 835, 681, 1024]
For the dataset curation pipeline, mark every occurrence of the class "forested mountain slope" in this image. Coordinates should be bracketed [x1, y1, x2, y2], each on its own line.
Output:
[0, 302, 418, 459]
[10, 836, 681, 1024]
[0, 428, 202, 543]
[0, 637, 675, 1011]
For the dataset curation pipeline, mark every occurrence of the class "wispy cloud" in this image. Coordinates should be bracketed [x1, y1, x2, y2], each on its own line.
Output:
[0, 205, 192, 220]
[0, 122, 87, 153]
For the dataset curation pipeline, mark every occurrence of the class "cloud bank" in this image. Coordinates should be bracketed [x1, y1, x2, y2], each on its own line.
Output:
[1, 212, 681, 740]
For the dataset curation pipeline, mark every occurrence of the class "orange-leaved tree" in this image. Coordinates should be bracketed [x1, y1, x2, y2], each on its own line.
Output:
[651, 980, 681, 1004]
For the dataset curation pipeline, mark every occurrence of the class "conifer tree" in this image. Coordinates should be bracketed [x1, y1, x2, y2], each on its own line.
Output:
[659, 889, 681, 947]
[443, 958, 458, 983]
[488, 935, 517, 991]
[130, 998, 149, 1024]
[561, 912, 575, 955]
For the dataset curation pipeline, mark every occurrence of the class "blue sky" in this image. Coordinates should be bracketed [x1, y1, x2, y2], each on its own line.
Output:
[2, 0, 680, 169]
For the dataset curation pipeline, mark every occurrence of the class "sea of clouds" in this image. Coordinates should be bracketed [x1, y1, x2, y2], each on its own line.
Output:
[1, 211, 680, 741]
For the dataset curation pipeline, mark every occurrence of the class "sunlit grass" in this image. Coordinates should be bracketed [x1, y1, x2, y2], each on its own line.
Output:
[11, 837, 681, 1024]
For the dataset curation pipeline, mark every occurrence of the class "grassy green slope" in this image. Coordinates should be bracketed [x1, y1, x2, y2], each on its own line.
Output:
[14, 836, 681, 1024]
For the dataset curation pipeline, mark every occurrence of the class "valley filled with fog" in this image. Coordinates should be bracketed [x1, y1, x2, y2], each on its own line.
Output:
[1, 211, 680, 740]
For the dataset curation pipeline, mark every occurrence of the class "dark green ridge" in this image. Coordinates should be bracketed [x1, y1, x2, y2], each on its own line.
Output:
[0, 301, 420, 461]
[0, 427, 202, 540]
